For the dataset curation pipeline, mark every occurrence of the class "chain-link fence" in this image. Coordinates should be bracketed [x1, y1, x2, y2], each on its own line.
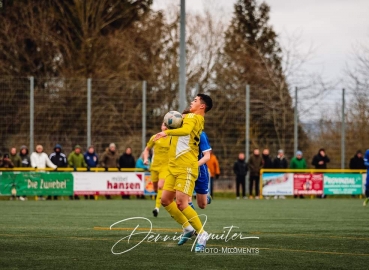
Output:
[1, 77, 367, 192]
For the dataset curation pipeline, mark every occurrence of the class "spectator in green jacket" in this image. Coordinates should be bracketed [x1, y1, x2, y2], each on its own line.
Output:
[68, 145, 86, 200]
[10, 147, 22, 167]
[290, 150, 307, 199]
[68, 145, 87, 169]
[290, 151, 307, 169]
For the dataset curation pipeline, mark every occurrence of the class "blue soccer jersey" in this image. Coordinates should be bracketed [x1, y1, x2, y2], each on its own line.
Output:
[195, 131, 212, 194]
[364, 149, 369, 189]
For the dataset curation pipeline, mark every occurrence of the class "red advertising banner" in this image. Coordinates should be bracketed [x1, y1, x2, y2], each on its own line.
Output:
[293, 173, 323, 195]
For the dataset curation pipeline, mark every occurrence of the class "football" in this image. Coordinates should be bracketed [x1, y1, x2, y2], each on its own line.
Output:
[163, 111, 183, 129]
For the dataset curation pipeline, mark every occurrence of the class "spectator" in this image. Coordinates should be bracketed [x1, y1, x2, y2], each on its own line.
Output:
[312, 148, 330, 169]
[50, 144, 67, 168]
[48, 144, 67, 200]
[0, 153, 14, 168]
[100, 143, 119, 199]
[84, 145, 98, 169]
[119, 147, 136, 199]
[248, 148, 263, 199]
[68, 145, 87, 200]
[273, 149, 288, 169]
[100, 143, 119, 169]
[136, 152, 150, 171]
[206, 150, 220, 197]
[19, 145, 31, 168]
[290, 150, 307, 199]
[135, 152, 149, 199]
[10, 147, 22, 167]
[30, 145, 57, 201]
[68, 145, 87, 169]
[349, 150, 366, 170]
[30, 145, 57, 170]
[290, 151, 307, 169]
[262, 148, 273, 169]
[233, 152, 248, 199]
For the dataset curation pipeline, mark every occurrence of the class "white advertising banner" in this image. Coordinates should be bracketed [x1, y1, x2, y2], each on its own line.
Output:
[73, 172, 144, 195]
[262, 173, 294, 196]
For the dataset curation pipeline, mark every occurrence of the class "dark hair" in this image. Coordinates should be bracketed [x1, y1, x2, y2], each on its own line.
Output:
[197, 94, 213, 113]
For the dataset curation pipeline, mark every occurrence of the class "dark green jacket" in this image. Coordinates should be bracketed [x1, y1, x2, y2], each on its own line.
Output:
[10, 154, 22, 167]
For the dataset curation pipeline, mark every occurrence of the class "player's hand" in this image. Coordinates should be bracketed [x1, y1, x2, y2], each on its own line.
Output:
[153, 131, 167, 141]
[143, 159, 149, 165]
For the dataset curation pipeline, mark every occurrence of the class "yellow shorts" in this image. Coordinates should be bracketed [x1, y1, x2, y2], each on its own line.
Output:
[150, 167, 169, 183]
[163, 166, 198, 196]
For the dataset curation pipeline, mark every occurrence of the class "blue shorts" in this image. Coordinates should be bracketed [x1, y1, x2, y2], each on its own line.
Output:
[195, 164, 210, 194]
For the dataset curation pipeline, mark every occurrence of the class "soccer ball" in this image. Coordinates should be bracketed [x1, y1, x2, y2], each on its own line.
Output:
[163, 111, 183, 129]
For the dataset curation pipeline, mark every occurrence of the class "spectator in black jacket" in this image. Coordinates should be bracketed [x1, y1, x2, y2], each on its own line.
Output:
[312, 148, 330, 169]
[233, 152, 248, 199]
[349, 150, 366, 170]
[119, 147, 136, 199]
[273, 149, 288, 169]
[19, 145, 31, 168]
[48, 144, 68, 200]
[262, 148, 273, 169]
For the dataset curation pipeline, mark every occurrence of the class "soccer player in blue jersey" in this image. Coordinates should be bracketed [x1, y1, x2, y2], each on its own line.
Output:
[363, 149, 369, 206]
[189, 131, 212, 210]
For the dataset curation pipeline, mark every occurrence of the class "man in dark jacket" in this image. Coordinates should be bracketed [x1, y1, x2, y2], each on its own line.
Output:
[48, 144, 68, 200]
[10, 147, 22, 167]
[119, 147, 136, 199]
[312, 148, 330, 169]
[100, 143, 119, 199]
[247, 148, 263, 199]
[262, 148, 273, 169]
[273, 149, 288, 169]
[349, 150, 366, 170]
[19, 145, 31, 168]
[233, 152, 248, 199]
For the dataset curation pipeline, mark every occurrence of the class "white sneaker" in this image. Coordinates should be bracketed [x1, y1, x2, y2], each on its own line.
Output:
[243, 196, 248, 200]
[19, 196, 25, 201]
[274, 195, 278, 199]
[195, 231, 209, 252]
[236, 197, 240, 200]
[255, 196, 259, 199]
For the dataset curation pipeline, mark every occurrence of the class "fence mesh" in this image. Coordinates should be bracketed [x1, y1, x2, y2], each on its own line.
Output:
[1, 77, 369, 192]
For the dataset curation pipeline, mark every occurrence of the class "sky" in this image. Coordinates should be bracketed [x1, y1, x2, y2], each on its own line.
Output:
[153, 0, 369, 119]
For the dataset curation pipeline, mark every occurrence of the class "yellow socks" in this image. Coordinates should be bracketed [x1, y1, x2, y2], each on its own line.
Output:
[155, 189, 163, 209]
[164, 201, 190, 228]
[182, 206, 204, 234]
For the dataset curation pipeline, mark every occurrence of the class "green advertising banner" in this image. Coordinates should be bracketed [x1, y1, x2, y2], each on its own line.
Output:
[0, 172, 74, 196]
[323, 173, 362, 195]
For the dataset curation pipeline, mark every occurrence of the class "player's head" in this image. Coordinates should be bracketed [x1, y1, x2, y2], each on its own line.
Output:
[161, 122, 168, 131]
[190, 94, 213, 114]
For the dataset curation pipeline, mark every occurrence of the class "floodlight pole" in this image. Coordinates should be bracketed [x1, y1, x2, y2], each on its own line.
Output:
[179, 0, 187, 112]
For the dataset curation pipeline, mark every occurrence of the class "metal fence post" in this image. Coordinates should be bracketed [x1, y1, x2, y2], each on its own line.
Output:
[87, 78, 92, 148]
[30, 76, 34, 154]
[341, 88, 345, 169]
[246, 85, 250, 161]
[142, 81, 147, 151]
[195, 83, 199, 96]
[294, 87, 298, 154]
[179, 0, 187, 112]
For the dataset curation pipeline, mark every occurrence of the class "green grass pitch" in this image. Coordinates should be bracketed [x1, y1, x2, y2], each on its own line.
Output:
[0, 198, 368, 269]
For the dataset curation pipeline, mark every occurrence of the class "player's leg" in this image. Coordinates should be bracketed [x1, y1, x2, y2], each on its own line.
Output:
[161, 172, 192, 231]
[194, 167, 210, 209]
[151, 171, 159, 217]
[175, 168, 209, 251]
[363, 173, 369, 206]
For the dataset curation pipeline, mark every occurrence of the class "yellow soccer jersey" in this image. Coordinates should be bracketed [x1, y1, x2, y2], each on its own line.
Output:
[164, 113, 204, 168]
[146, 135, 171, 171]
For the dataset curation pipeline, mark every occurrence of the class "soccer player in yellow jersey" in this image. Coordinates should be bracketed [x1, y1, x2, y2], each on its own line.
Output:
[143, 122, 170, 217]
[154, 94, 213, 252]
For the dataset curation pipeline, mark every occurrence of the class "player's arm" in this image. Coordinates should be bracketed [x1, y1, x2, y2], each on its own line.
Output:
[364, 150, 369, 168]
[198, 150, 211, 166]
[143, 136, 155, 165]
[154, 117, 196, 140]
